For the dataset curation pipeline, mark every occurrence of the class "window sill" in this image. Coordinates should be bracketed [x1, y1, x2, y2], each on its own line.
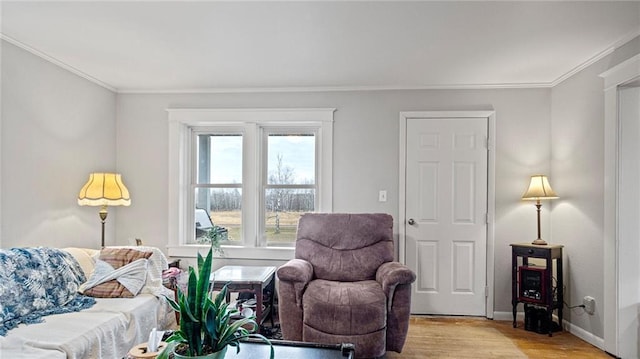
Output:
[167, 244, 295, 261]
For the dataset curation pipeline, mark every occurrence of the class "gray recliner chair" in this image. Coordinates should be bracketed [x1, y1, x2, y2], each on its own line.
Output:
[276, 213, 416, 358]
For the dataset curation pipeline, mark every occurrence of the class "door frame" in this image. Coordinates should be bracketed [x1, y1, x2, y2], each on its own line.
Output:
[399, 110, 496, 318]
[600, 54, 640, 357]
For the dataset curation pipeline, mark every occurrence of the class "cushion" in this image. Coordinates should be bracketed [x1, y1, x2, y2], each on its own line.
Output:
[295, 213, 395, 281]
[62, 247, 100, 279]
[0, 247, 96, 336]
[302, 279, 386, 335]
[110, 246, 171, 298]
[82, 248, 152, 298]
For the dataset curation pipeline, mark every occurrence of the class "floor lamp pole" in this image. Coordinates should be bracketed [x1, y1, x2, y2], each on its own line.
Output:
[99, 205, 108, 248]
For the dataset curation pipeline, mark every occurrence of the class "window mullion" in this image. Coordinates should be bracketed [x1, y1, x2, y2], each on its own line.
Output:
[243, 123, 258, 248]
[197, 183, 243, 189]
[258, 126, 268, 247]
[265, 184, 317, 189]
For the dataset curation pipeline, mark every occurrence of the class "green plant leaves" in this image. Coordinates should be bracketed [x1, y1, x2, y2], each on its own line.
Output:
[158, 244, 273, 359]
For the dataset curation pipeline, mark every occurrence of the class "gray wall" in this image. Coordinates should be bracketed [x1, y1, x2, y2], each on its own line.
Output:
[550, 36, 640, 340]
[115, 88, 551, 314]
[0, 40, 117, 248]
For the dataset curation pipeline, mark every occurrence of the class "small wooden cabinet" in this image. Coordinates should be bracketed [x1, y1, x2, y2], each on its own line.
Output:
[510, 243, 563, 336]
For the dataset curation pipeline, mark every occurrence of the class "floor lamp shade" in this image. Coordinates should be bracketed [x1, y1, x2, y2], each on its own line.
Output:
[78, 173, 131, 247]
[78, 173, 131, 206]
[522, 174, 559, 245]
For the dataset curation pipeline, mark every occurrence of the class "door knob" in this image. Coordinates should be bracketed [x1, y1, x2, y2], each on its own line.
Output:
[408, 218, 416, 225]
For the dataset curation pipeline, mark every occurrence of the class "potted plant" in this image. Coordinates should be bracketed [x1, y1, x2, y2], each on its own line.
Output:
[196, 226, 226, 256]
[158, 244, 273, 359]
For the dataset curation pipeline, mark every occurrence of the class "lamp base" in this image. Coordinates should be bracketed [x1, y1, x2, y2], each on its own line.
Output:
[531, 238, 548, 246]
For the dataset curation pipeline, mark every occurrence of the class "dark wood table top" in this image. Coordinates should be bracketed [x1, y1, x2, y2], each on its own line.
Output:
[156, 340, 355, 359]
[226, 339, 355, 359]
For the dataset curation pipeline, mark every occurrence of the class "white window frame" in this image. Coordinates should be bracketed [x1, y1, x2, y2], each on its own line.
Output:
[191, 127, 244, 245]
[260, 126, 320, 247]
[167, 108, 334, 260]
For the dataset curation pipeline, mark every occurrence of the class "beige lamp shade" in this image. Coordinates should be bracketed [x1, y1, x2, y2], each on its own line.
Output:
[78, 173, 131, 206]
[522, 174, 559, 201]
[522, 174, 558, 245]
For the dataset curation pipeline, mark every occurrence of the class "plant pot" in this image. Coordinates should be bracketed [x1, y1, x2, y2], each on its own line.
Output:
[173, 346, 227, 359]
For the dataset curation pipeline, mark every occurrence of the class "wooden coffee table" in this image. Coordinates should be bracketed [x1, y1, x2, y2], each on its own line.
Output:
[210, 265, 276, 329]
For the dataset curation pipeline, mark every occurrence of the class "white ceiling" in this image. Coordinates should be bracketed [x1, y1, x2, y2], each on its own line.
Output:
[1, 1, 639, 93]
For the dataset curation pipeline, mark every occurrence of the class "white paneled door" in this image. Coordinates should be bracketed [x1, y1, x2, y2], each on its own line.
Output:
[405, 117, 488, 316]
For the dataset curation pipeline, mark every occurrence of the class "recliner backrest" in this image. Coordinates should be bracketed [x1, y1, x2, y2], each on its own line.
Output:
[295, 213, 394, 282]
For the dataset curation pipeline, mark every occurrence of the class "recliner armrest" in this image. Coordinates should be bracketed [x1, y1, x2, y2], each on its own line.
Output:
[277, 259, 314, 284]
[376, 262, 416, 297]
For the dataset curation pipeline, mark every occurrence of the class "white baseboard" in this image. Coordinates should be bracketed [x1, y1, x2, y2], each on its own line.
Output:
[562, 320, 605, 351]
[493, 311, 605, 351]
[493, 310, 523, 322]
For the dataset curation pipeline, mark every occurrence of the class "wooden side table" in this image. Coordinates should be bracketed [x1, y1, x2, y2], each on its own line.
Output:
[210, 265, 277, 331]
[510, 243, 563, 336]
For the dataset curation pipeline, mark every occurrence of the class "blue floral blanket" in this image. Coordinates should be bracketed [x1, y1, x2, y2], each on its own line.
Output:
[0, 247, 96, 336]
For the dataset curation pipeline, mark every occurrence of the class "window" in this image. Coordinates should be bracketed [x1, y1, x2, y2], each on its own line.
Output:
[168, 109, 334, 260]
[194, 133, 243, 244]
[264, 131, 316, 246]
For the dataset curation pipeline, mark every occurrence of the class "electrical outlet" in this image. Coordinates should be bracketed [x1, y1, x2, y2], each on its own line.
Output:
[583, 296, 596, 315]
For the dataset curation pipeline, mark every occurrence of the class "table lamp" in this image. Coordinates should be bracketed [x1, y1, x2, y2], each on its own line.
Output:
[78, 173, 131, 248]
[521, 174, 559, 245]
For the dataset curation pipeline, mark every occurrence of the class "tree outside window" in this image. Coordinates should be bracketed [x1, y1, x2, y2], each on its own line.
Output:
[265, 133, 316, 245]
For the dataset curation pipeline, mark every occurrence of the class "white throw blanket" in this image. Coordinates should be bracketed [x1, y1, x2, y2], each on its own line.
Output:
[79, 258, 148, 296]
[0, 294, 175, 359]
[111, 245, 174, 298]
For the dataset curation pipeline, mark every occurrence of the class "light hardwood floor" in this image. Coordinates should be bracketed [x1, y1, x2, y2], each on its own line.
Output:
[385, 316, 611, 359]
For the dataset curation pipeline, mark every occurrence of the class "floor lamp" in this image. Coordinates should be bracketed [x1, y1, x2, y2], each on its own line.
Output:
[78, 173, 131, 248]
[521, 174, 559, 246]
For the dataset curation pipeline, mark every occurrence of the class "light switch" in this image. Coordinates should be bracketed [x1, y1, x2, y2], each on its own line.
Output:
[378, 190, 387, 202]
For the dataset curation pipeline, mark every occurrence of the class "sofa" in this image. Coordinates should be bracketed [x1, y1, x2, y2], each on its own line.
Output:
[0, 246, 176, 359]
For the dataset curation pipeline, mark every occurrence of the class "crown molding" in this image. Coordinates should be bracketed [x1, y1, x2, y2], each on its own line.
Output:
[118, 82, 552, 94]
[0, 33, 116, 92]
[551, 28, 640, 87]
